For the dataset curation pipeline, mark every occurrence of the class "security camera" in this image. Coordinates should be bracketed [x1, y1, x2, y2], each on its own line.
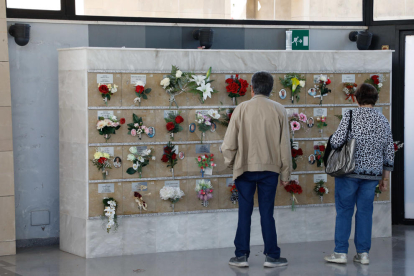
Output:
[9, 23, 31, 46]
[193, 28, 214, 49]
[349, 31, 372, 50]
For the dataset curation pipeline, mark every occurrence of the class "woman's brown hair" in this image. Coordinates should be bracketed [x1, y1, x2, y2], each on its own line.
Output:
[355, 83, 378, 106]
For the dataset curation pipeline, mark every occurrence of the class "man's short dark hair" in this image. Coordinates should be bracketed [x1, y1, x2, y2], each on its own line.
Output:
[355, 83, 378, 106]
[251, 71, 274, 96]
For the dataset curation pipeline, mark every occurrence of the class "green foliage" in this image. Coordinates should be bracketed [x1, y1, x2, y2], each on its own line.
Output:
[335, 115, 343, 121]
[164, 112, 184, 134]
[163, 141, 178, 169]
[127, 114, 144, 132]
[126, 168, 136, 175]
[316, 121, 328, 129]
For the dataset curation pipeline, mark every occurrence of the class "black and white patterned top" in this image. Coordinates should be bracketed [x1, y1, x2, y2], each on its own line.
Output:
[331, 107, 394, 180]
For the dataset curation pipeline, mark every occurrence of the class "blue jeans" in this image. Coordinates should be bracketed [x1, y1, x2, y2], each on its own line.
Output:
[334, 177, 379, 254]
[234, 171, 280, 259]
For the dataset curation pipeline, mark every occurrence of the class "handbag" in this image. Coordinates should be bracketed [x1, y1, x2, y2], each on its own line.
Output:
[325, 110, 356, 177]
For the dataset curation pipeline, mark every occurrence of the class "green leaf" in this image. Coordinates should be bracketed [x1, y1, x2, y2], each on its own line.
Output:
[126, 168, 136, 175]
[142, 94, 148, 100]
[145, 88, 151, 94]
[292, 159, 297, 170]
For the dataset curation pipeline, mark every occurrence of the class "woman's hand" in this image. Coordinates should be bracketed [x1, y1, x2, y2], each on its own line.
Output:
[379, 179, 388, 192]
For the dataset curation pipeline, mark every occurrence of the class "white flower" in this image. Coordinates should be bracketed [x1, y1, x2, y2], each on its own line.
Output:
[201, 155, 206, 159]
[299, 80, 306, 87]
[160, 78, 170, 88]
[135, 80, 145, 87]
[129, 147, 138, 154]
[176, 70, 183, 78]
[325, 187, 329, 194]
[137, 129, 142, 134]
[133, 163, 138, 170]
[110, 115, 117, 121]
[197, 119, 204, 124]
[152, 156, 156, 161]
[207, 109, 220, 120]
[97, 120, 106, 130]
[191, 75, 206, 86]
[127, 154, 136, 161]
[197, 82, 213, 101]
[319, 75, 327, 82]
[134, 97, 140, 103]
[378, 83, 383, 88]
[111, 84, 118, 93]
[205, 120, 211, 126]
[142, 149, 151, 156]
[138, 156, 145, 163]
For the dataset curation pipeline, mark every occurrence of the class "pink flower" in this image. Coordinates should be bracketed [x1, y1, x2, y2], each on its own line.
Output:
[321, 118, 326, 122]
[197, 157, 201, 162]
[211, 162, 215, 167]
[143, 127, 150, 134]
[290, 121, 300, 132]
[292, 113, 299, 118]
[299, 113, 307, 123]
[131, 129, 137, 136]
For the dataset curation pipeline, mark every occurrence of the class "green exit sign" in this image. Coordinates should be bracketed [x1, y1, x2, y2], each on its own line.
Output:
[292, 30, 309, 50]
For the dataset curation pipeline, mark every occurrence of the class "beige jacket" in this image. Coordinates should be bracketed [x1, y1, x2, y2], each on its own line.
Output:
[221, 95, 292, 181]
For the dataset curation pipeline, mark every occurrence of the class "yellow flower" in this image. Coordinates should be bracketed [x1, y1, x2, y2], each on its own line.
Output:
[291, 77, 300, 93]
[103, 153, 110, 159]
[94, 152, 103, 160]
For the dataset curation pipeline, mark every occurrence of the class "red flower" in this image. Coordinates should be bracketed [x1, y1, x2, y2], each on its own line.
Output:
[175, 115, 184, 124]
[297, 149, 303, 156]
[394, 143, 398, 151]
[225, 78, 234, 84]
[319, 187, 326, 194]
[228, 113, 233, 120]
[99, 85, 109, 94]
[164, 147, 172, 154]
[211, 158, 214, 161]
[319, 145, 325, 152]
[98, 157, 107, 164]
[316, 155, 321, 160]
[314, 145, 319, 150]
[226, 82, 239, 94]
[134, 192, 142, 198]
[354, 83, 358, 87]
[326, 79, 331, 85]
[171, 153, 177, 160]
[166, 122, 175, 131]
[372, 75, 380, 85]
[161, 154, 169, 163]
[135, 85, 145, 94]
[211, 154, 214, 157]
[285, 183, 302, 194]
[120, 118, 126, 124]
[291, 148, 297, 158]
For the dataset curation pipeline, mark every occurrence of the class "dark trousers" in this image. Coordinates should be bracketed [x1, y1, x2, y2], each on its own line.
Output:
[234, 171, 280, 259]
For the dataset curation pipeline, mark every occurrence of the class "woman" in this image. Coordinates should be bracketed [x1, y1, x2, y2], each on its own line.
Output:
[324, 83, 394, 265]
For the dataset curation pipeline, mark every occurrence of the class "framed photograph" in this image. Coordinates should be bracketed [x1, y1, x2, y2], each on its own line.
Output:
[113, 156, 122, 168]
[147, 127, 155, 138]
[210, 122, 217, 132]
[279, 89, 287, 99]
[189, 123, 196, 133]
[308, 87, 317, 97]
[307, 117, 314, 128]
[308, 154, 316, 165]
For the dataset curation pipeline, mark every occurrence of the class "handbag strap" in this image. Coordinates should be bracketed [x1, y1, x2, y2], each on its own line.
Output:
[345, 110, 353, 141]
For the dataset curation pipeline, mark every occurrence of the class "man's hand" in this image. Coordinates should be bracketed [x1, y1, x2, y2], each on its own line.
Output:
[379, 179, 388, 192]
[280, 180, 289, 187]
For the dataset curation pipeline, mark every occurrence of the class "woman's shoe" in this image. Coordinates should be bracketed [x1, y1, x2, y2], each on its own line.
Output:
[353, 253, 369, 265]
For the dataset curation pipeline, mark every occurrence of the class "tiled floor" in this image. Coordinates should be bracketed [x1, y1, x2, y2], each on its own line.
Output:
[0, 225, 413, 276]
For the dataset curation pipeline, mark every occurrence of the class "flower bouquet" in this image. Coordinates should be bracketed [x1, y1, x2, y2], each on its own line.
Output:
[279, 74, 306, 103]
[289, 112, 307, 138]
[314, 180, 329, 202]
[127, 114, 149, 140]
[218, 107, 234, 127]
[160, 186, 185, 212]
[133, 80, 151, 106]
[195, 109, 220, 143]
[187, 67, 219, 103]
[195, 180, 213, 207]
[134, 192, 148, 213]
[97, 115, 125, 142]
[103, 197, 118, 233]
[316, 116, 328, 136]
[165, 112, 184, 140]
[314, 75, 331, 105]
[343, 83, 358, 102]
[98, 83, 118, 105]
[160, 65, 191, 109]
[161, 141, 178, 178]
[91, 151, 112, 180]
[364, 75, 383, 92]
[291, 140, 303, 170]
[195, 154, 215, 177]
[230, 183, 238, 205]
[284, 180, 303, 211]
[314, 144, 326, 167]
[126, 147, 155, 178]
[225, 75, 249, 105]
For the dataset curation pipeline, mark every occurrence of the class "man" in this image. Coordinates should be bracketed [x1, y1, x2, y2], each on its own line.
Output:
[221, 71, 292, 268]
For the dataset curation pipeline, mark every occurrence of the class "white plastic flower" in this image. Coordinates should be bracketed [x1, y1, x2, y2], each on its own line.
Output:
[142, 149, 151, 156]
[152, 156, 156, 161]
[138, 156, 145, 163]
[110, 115, 117, 121]
[127, 154, 136, 161]
[133, 163, 138, 170]
[111, 84, 118, 93]
[103, 153, 110, 159]
[176, 70, 183, 78]
[134, 97, 140, 103]
[197, 82, 213, 101]
[129, 147, 138, 154]
[325, 187, 329, 194]
[299, 80, 306, 87]
[378, 83, 383, 88]
[208, 109, 220, 120]
[191, 75, 206, 86]
[96, 120, 106, 130]
[319, 75, 327, 82]
[135, 80, 145, 87]
[205, 121, 211, 126]
[160, 78, 170, 88]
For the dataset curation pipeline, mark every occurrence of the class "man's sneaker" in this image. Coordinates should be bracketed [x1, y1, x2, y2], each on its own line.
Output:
[263, 256, 288, 268]
[353, 253, 369, 265]
[324, 252, 348, 264]
[228, 256, 249, 267]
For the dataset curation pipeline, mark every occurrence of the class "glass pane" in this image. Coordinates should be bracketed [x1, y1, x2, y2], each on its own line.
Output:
[374, 0, 414, 21]
[7, 0, 61, 10]
[76, 0, 362, 21]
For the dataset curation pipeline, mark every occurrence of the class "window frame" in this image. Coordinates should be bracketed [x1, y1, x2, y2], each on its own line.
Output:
[369, 0, 414, 26]
[6, 0, 367, 26]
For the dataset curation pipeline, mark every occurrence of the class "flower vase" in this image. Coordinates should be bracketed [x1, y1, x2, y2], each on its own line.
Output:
[376, 193, 379, 198]
[168, 94, 179, 109]
[103, 97, 108, 106]
[232, 97, 237, 105]
[171, 202, 175, 213]
[104, 134, 111, 142]
[201, 169, 204, 178]
[291, 94, 294, 104]
[171, 168, 174, 179]
[102, 169, 107, 180]
[201, 132, 205, 144]
[319, 129, 323, 137]
[138, 97, 141, 106]
[170, 133, 174, 140]
[201, 200, 209, 207]
[138, 133, 142, 140]
[291, 194, 296, 211]
[320, 196, 324, 203]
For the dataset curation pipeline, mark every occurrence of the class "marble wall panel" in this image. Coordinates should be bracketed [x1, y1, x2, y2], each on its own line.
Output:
[0, 151, 14, 196]
[88, 73, 123, 107]
[88, 110, 127, 143]
[122, 181, 157, 215]
[276, 207, 308, 244]
[0, 196, 15, 241]
[60, 213, 86, 258]
[156, 214, 188, 253]
[217, 211, 238, 248]
[121, 145, 157, 179]
[60, 178, 88, 219]
[88, 183, 124, 217]
[186, 213, 219, 250]
[122, 217, 156, 255]
[372, 203, 392, 238]
[86, 218, 123, 258]
[154, 109, 189, 142]
[88, 146, 123, 181]
[304, 205, 336, 242]
[155, 180, 189, 213]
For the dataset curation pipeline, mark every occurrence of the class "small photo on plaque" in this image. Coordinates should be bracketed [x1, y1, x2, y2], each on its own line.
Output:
[210, 122, 217, 133]
[147, 127, 155, 138]
[279, 89, 287, 99]
[196, 144, 210, 154]
[113, 156, 122, 168]
[308, 154, 316, 165]
[179, 152, 185, 160]
[98, 184, 115, 194]
[226, 178, 235, 187]
[189, 123, 196, 133]
[132, 182, 148, 192]
[307, 117, 314, 128]
[308, 88, 317, 97]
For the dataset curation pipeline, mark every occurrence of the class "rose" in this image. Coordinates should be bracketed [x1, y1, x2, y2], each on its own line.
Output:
[164, 147, 172, 154]
[171, 153, 177, 160]
[226, 82, 239, 94]
[120, 118, 126, 124]
[197, 157, 201, 162]
[297, 149, 303, 155]
[176, 70, 183, 78]
[225, 78, 233, 84]
[319, 145, 326, 152]
[326, 79, 331, 85]
[319, 187, 326, 194]
[291, 148, 297, 158]
[131, 129, 137, 136]
[161, 154, 169, 163]
[135, 85, 145, 94]
[98, 157, 107, 164]
[160, 78, 170, 88]
[99, 84, 109, 94]
[166, 122, 175, 131]
[175, 115, 184, 124]
[378, 83, 383, 88]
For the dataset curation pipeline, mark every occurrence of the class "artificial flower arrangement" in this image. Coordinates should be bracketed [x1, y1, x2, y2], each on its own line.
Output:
[103, 197, 118, 233]
[195, 180, 214, 207]
[225, 75, 249, 105]
[291, 140, 304, 171]
[161, 141, 178, 178]
[160, 65, 190, 108]
[134, 192, 148, 212]
[195, 154, 216, 177]
[289, 112, 307, 137]
[133, 80, 151, 106]
[218, 107, 234, 127]
[187, 67, 219, 103]
[314, 75, 331, 105]
[195, 109, 220, 143]
[343, 82, 358, 102]
[126, 147, 155, 178]
[127, 114, 149, 140]
[279, 74, 306, 103]
[314, 143, 326, 167]
[98, 83, 118, 105]
[165, 112, 184, 140]
[316, 116, 328, 130]
[394, 141, 404, 153]
[364, 75, 383, 92]
[91, 151, 112, 180]
[284, 180, 303, 211]
[96, 115, 125, 142]
[230, 183, 238, 205]
[159, 186, 185, 212]
[314, 180, 329, 202]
